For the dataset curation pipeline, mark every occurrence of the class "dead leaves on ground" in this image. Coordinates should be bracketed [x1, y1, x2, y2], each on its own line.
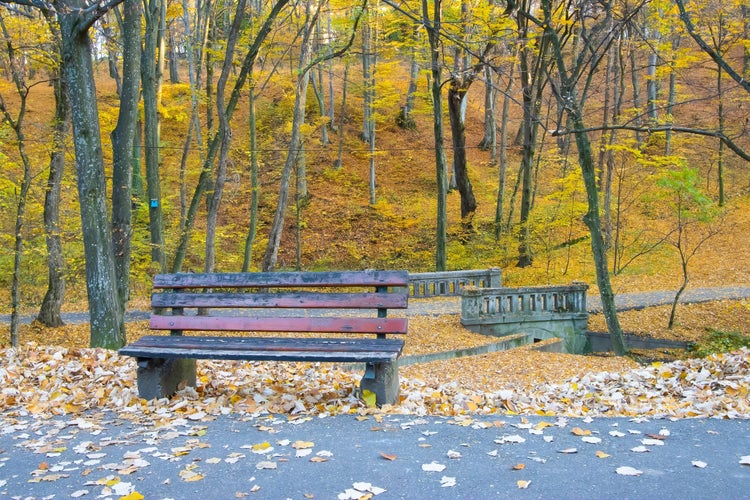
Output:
[0, 345, 749, 426]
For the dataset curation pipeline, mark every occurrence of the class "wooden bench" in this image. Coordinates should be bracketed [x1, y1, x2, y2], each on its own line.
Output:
[119, 270, 409, 406]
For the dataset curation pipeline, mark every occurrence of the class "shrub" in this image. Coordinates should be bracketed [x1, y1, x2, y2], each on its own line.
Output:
[690, 329, 750, 358]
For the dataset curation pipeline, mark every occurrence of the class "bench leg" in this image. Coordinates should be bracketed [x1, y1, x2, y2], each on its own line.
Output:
[360, 361, 399, 406]
[135, 357, 197, 400]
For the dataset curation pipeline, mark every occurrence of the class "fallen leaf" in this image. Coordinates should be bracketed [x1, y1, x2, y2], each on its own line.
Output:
[582, 436, 602, 444]
[512, 463, 525, 470]
[120, 492, 145, 500]
[630, 446, 650, 453]
[595, 451, 611, 459]
[517, 480, 531, 489]
[641, 438, 665, 446]
[380, 452, 397, 461]
[558, 448, 578, 454]
[293, 441, 315, 450]
[256, 461, 277, 470]
[692, 460, 708, 468]
[572, 427, 591, 436]
[362, 390, 377, 408]
[739, 455, 750, 466]
[616, 466, 643, 476]
[422, 462, 446, 472]
[440, 476, 456, 487]
[446, 450, 462, 459]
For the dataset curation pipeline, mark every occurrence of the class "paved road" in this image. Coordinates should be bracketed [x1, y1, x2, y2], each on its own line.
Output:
[1, 412, 748, 499]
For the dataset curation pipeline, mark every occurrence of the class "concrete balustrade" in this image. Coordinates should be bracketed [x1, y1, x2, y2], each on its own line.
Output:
[408, 268, 501, 298]
[460, 283, 590, 354]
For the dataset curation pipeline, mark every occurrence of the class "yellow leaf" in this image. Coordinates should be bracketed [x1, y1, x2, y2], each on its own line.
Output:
[512, 463, 525, 470]
[362, 390, 377, 407]
[595, 451, 610, 458]
[571, 427, 591, 436]
[252, 442, 272, 452]
[517, 480, 531, 489]
[120, 492, 145, 500]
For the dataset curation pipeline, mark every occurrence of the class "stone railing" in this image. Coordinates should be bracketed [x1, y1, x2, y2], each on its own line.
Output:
[460, 283, 589, 353]
[408, 268, 501, 298]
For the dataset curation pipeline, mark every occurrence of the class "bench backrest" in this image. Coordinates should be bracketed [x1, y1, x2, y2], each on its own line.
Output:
[150, 270, 409, 338]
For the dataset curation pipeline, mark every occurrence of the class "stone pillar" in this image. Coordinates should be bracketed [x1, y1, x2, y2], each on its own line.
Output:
[461, 288, 483, 323]
[136, 357, 197, 400]
[360, 361, 400, 406]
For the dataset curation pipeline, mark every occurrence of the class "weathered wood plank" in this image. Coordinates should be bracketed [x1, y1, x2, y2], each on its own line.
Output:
[153, 270, 409, 289]
[120, 335, 404, 363]
[149, 315, 408, 335]
[152, 291, 408, 310]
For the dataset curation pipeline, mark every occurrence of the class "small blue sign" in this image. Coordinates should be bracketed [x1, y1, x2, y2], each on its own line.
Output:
[150, 199, 159, 208]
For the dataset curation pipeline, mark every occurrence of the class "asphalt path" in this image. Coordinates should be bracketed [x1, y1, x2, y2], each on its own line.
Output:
[1, 412, 748, 499]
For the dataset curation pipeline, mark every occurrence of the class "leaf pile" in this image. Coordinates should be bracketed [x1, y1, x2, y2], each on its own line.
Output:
[0, 343, 748, 424]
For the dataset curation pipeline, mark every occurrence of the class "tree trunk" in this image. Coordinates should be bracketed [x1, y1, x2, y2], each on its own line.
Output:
[37, 21, 69, 328]
[397, 43, 419, 130]
[110, 0, 141, 320]
[426, 0, 447, 271]
[205, 0, 247, 273]
[169, 30, 181, 83]
[478, 64, 497, 153]
[262, 0, 315, 271]
[495, 56, 513, 240]
[360, 7, 373, 142]
[243, 72, 259, 271]
[334, 59, 350, 169]
[628, 32, 643, 148]
[539, 0, 627, 355]
[447, 85, 477, 223]
[59, 2, 125, 349]
[142, 0, 167, 270]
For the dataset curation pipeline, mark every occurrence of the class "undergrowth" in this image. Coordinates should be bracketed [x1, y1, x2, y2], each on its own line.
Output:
[690, 329, 750, 358]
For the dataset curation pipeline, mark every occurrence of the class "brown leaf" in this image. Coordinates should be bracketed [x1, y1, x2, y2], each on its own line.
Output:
[380, 452, 397, 461]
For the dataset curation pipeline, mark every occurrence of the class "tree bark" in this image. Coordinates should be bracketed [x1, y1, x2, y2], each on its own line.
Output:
[142, 0, 167, 270]
[58, 0, 126, 349]
[447, 85, 477, 222]
[426, 0, 447, 271]
[110, 0, 141, 321]
[37, 18, 68, 328]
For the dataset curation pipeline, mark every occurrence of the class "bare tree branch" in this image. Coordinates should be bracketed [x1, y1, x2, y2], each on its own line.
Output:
[674, 0, 750, 94]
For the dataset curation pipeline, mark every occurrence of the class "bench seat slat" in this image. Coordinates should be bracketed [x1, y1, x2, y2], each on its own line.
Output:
[152, 291, 408, 309]
[120, 335, 404, 363]
[154, 270, 409, 289]
[150, 315, 408, 335]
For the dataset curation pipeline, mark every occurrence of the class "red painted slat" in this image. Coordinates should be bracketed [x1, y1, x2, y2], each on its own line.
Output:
[149, 315, 408, 334]
[153, 270, 409, 289]
[152, 291, 408, 309]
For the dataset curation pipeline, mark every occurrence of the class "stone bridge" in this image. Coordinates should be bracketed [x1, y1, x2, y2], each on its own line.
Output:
[460, 283, 590, 354]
